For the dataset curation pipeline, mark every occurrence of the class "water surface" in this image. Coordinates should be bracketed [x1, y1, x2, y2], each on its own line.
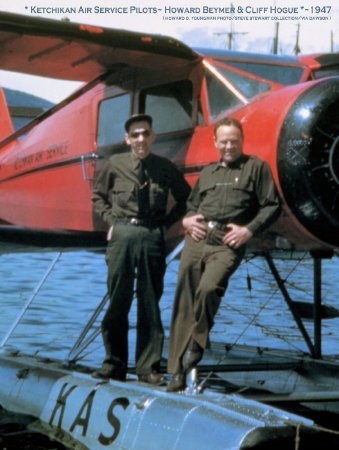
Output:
[1, 248, 338, 367]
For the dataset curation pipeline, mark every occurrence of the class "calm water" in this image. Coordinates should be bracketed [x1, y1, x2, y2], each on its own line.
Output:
[1, 246, 339, 368]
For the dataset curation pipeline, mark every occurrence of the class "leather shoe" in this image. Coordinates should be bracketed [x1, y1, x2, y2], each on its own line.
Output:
[92, 366, 126, 381]
[138, 371, 167, 386]
[182, 340, 203, 371]
[166, 373, 186, 392]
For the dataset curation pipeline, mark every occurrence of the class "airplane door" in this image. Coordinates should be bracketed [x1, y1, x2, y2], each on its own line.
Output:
[140, 79, 199, 165]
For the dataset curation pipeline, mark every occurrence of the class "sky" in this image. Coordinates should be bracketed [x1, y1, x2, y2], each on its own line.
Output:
[0, 0, 338, 101]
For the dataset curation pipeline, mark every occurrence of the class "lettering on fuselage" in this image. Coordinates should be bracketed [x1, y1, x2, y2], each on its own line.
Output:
[49, 382, 130, 446]
[13, 140, 69, 171]
[46, 141, 69, 160]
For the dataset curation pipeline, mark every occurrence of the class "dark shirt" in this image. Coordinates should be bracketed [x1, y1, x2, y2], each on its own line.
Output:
[186, 154, 281, 235]
[92, 152, 191, 229]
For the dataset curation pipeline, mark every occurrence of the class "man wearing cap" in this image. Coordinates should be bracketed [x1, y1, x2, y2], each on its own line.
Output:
[92, 114, 190, 385]
[166, 117, 281, 392]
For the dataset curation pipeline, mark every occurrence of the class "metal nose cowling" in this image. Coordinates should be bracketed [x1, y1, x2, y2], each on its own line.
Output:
[277, 77, 339, 248]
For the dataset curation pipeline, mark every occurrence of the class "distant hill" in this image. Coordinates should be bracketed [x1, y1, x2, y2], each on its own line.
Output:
[3, 87, 54, 131]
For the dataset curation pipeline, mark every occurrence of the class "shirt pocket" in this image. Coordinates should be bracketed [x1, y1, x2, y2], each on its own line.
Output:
[199, 181, 217, 197]
[112, 180, 136, 208]
[232, 176, 254, 194]
[150, 183, 168, 210]
[232, 177, 255, 207]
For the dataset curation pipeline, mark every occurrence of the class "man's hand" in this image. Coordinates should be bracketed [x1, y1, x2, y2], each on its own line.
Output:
[223, 223, 253, 249]
[183, 214, 207, 242]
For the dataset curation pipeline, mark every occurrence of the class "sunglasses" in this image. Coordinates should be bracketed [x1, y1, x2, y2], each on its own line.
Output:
[129, 130, 151, 139]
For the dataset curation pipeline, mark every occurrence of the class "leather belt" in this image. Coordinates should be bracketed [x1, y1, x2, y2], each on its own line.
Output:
[207, 221, 229, 231]
[115, 218, 161, 228]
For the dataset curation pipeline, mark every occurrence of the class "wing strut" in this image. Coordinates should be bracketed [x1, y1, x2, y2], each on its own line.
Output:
[0, 252, 62, 348]
[264, 250, 334, 359]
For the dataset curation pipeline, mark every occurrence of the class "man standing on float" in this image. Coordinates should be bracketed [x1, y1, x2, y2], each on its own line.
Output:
[92, 114, 190, 386]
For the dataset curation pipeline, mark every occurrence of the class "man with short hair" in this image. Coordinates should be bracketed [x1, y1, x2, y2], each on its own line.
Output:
[92, 114, 190, 385]
[167, 117, 281, 392]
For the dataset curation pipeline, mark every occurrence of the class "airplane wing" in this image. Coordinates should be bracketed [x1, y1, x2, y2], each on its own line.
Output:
[0, 12, 201, 81]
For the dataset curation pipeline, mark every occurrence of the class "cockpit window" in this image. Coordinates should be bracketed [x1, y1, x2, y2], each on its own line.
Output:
[204, 60, 275, 120]
[222, 61, 304, 85]
[205, 70, 242, 119]
[215, 64, 272, 98]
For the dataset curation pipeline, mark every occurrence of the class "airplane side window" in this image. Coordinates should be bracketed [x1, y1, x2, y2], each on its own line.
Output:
[142, 80, 193, 134]
[97, 94, 130, 147]
[205, 71, 241, 119]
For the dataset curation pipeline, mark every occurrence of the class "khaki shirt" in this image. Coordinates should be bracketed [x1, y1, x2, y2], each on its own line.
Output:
[92, 152, 191, 228]
[186, 154, 281, 235]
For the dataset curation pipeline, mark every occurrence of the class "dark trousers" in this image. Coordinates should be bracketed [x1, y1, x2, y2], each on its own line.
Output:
[102, 224, 166, 375]
[167, 234, 245, 374]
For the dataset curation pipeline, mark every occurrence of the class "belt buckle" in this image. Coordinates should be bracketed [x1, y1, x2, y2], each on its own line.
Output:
[207, 221, 218, 229]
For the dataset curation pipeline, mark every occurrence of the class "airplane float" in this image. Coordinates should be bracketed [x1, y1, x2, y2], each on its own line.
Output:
[0, 11, 339, 450]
